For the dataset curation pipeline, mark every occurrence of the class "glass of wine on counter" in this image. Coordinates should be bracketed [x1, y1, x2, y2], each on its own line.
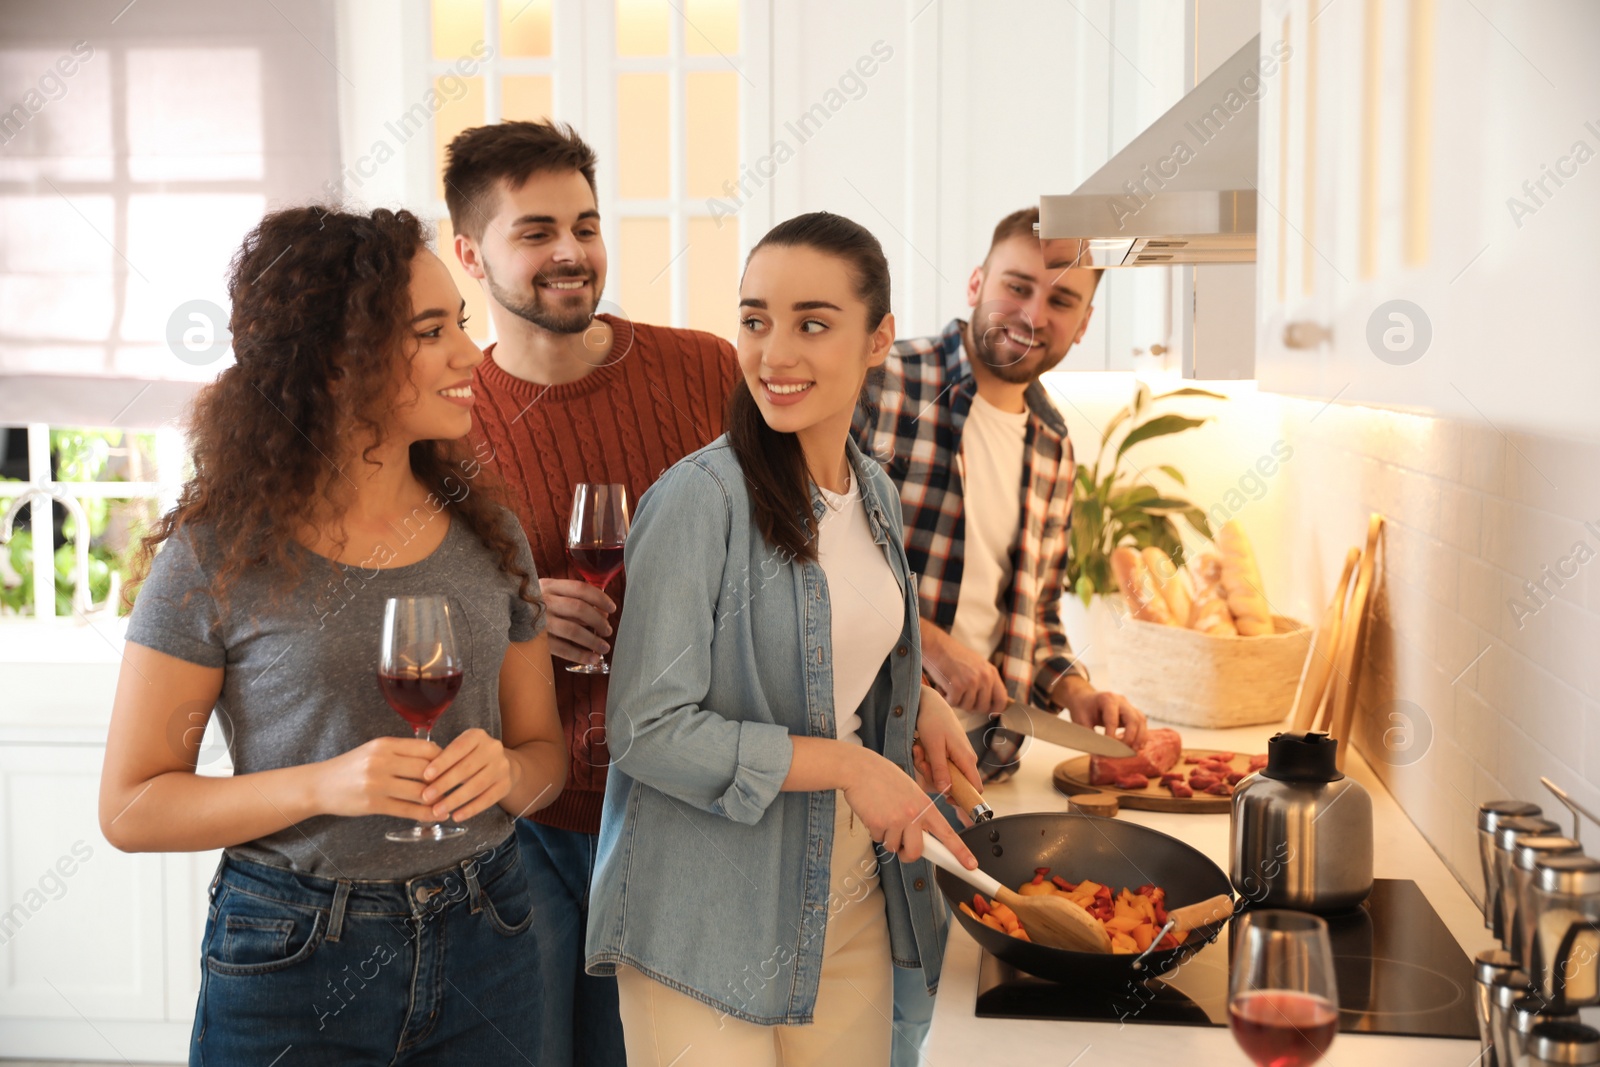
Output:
[378, 595, 466, 843]
[565, 482, 630, 675]
[1229, 910, 1339, 1067]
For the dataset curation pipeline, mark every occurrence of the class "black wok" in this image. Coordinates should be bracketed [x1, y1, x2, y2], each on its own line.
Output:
[932, 776, 1233, 986]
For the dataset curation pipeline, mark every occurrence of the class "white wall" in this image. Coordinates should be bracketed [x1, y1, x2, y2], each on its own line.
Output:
[757, 0, 1182, 352]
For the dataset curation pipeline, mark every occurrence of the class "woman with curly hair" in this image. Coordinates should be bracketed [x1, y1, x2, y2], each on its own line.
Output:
[99, 206, 566, 1064]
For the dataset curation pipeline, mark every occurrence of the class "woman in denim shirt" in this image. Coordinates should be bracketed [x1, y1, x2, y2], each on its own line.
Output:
[586, 213, 984, 1066]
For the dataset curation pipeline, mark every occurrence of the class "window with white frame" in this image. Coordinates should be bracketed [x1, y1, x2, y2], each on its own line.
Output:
[421, 0, 754, 344]
[0, 424, 182, 619]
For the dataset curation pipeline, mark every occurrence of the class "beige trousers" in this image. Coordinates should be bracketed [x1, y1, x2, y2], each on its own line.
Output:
[616, 793, 893, 1067]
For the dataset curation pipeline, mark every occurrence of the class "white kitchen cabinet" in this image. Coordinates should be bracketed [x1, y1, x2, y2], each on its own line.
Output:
[0, 745, 165, 1024]
[0, 736, 223, 1061]
[1255, 0, 1600, 441]
[1098, 0, 1187, 373]
[1255, 0, 1345, 396]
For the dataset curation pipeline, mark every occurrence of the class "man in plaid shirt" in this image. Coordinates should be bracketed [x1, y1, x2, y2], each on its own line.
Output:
[856, 206, 1148, 762]
[860, 205, 1150, 1067]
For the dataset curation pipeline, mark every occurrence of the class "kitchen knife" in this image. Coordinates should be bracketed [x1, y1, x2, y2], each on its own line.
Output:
[997, 700, 1135, 757]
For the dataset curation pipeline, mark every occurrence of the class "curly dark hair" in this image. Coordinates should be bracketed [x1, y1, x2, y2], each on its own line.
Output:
[129, 206, 540, 619]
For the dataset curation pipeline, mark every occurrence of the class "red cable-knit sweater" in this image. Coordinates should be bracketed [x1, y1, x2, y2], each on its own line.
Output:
[470, 315, 740, 835]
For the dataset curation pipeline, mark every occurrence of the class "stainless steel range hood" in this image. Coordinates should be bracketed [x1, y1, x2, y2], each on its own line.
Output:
[1040, 33, 1264, 267]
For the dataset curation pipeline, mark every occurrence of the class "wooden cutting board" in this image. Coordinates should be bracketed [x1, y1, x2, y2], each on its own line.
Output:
[1052, 749, 1262, 813]
[1329, 513, 1385, 771]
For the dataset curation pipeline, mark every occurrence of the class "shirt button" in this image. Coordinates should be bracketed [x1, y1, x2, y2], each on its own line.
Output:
[816, 647, 824, 664]
[896, 645, 908, 657]
[914, 878, 926, 891]
[892, 705, 904, 717]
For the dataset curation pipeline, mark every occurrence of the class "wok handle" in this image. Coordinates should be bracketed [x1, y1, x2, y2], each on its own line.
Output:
[944, 759, 992, 823]
[920, 833, 1004, 898]
[1169, 893, 1235, 934]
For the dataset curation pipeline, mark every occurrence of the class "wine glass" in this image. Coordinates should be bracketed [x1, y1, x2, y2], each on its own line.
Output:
[565, 482, 630, 675]
[378, 595, 467, 843]
[1229, 910, 1340, 1067]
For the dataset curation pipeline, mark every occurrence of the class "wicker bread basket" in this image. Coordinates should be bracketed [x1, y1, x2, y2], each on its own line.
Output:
[1105, 614, 1311, 728]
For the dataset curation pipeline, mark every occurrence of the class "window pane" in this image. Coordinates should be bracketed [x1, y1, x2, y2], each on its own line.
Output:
[126, 48, 262, 181]
[687, 216, 738, 339]
[0, 48, 114, 182]
[616, 0, 669, 56]
[502, 75, 552, 122]
[616, 73, 669, 199]
[437, 217, 490, 344]
[684, 0, 739, 55]
[618, 217, 672, 328]
[0, 194, 113, 346]
[685, 71, 737, 200]
[432, 0, 484, 60]
[500, 0, 553, 57]
[122, 194, 264, 367]
[432, 75, 484, 200]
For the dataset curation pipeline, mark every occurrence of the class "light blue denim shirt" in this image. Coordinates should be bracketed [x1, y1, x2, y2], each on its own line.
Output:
[584, 434, 947, 1025]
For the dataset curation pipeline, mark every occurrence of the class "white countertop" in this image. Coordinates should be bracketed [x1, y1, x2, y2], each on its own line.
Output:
[925, 719, 1498, 1066]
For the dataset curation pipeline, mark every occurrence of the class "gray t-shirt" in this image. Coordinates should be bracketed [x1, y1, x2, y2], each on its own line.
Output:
[124, 508, 544, 879]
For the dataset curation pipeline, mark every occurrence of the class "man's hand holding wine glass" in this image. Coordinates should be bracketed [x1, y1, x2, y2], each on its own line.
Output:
[539, 577, 616, 667]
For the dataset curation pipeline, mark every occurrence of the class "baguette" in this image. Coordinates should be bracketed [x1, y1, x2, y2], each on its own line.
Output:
[1111, 546, 1176, 625]
[1187, 553, 1238, 636]
[1218, 521, 1272, 635]
[1142, 547, 1193, 625]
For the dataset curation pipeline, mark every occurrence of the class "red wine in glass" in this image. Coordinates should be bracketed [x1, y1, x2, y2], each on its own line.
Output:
[379, 596, 467, 843]
[1229, 990, 1338, 1067]
[566, 483, 631, 675]
[1229, 910, 1339, 1067]
[378, 670, 463, 732]
[568, 543, 624, 588]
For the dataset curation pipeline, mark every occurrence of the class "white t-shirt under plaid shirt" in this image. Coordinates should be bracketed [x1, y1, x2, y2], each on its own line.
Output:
[852, 318, 1088, 703]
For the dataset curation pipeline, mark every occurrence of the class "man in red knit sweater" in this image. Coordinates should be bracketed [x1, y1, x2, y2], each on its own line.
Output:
[443, 121, 740, 1066]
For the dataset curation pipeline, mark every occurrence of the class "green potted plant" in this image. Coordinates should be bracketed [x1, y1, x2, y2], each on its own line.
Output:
[1063, 383, 1222, 664]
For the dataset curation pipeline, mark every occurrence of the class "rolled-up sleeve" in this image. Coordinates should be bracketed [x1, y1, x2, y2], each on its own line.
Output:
[604, 459, 793, 825]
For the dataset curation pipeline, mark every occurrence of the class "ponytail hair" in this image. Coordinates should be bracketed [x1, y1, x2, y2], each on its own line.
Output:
[728, 211, 890, 563]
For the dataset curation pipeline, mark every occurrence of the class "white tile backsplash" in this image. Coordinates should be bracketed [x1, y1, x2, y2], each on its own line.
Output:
[1280, 398, 1600, 901]
[1046, 371, 1597, 901]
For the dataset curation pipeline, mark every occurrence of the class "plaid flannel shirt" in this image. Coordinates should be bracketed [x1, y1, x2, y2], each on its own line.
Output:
[853, 319, 1087, 704]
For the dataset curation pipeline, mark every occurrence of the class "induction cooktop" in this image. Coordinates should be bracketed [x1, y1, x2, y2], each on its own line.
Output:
[974, 878, 1479, 1040]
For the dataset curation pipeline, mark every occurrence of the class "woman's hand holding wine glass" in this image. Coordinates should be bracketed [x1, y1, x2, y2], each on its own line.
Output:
[314, 735, 444, 821]
[378, 595, 469, 842]
[419, 728, 513, 823]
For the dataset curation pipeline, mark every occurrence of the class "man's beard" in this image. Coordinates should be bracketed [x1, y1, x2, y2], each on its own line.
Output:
[485, 262, 598, 335]
[968, 319, 1068, 384]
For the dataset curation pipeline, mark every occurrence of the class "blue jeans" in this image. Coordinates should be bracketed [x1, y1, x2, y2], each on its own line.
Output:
[516, 819, 626, 1067]
[190, 834, 540, 1065]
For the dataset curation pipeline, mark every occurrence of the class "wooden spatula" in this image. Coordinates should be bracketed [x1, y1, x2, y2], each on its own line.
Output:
[920, 834, 1114, 952]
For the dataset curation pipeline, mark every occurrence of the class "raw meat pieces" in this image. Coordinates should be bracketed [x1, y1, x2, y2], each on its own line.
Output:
[1088, 728, 1182, 786]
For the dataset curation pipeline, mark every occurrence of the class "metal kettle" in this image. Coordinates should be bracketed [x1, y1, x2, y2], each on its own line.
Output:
[1230, 732, 1373, 912]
